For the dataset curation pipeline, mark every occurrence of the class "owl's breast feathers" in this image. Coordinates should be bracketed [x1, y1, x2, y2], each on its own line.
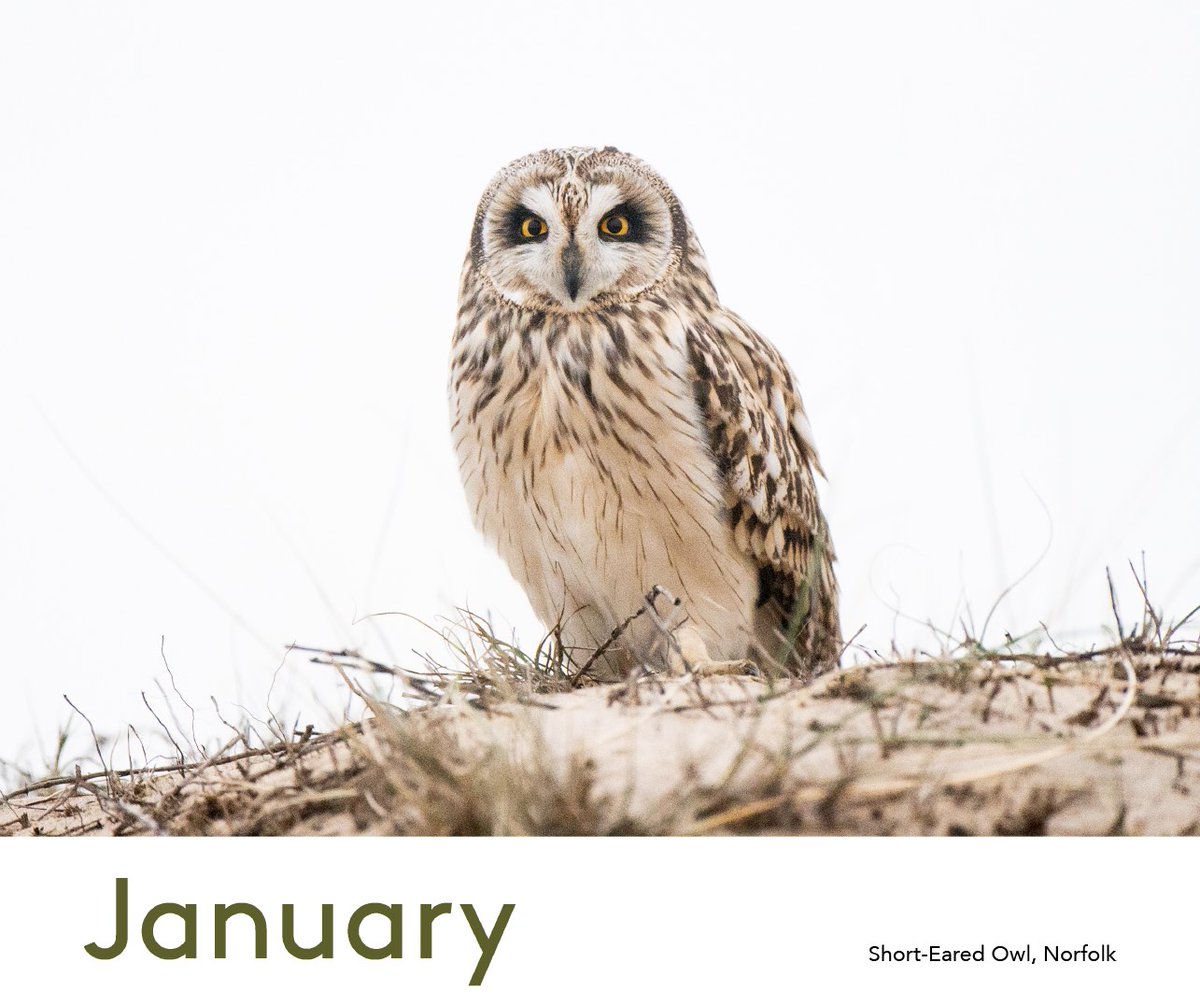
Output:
[451, 267, 840, 674]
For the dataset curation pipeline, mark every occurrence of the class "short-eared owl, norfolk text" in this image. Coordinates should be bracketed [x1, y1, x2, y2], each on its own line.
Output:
[450, 147, 839, 678]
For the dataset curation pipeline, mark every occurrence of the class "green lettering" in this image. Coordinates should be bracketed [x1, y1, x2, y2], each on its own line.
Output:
[84, 877, 129, 960]
[281, 904, 334, 959]
[141, 901, 197, 960]
[421, 902, 452, 958]
[215, 903, 268, 959]
[347, 903, 403, 960]
[460, 903, 514, 986]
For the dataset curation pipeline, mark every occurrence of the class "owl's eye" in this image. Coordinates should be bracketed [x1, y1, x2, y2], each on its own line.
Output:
[519, 216, 548, 240]
[598, 214, 631, 239]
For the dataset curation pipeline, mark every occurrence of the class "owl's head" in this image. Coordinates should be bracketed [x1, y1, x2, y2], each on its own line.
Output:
[469, 147, 689, 313]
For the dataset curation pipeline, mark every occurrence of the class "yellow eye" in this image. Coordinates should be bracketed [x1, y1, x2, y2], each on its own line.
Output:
[520, 216, 548, 239]
[599, 214, 630, 238]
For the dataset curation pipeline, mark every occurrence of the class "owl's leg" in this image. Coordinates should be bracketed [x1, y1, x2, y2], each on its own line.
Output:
[670, 625, 758, 677]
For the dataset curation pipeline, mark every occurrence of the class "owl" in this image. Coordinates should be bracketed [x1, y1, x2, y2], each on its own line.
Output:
[449, 147, 840, 680]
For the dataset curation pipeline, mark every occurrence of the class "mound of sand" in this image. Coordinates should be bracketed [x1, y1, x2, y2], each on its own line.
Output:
[5, 645, 1198, 836]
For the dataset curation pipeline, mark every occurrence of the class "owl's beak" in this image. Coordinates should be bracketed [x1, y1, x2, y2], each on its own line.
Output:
[561, 240, 583, 302]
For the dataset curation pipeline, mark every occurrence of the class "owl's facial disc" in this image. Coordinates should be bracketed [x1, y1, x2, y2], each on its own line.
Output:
[480, 170, 676, 311]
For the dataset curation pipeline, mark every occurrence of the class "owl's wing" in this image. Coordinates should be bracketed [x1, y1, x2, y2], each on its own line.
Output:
[686, 310, 841, 672]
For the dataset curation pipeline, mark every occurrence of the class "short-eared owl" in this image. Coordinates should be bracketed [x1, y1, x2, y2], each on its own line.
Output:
[450, 147, 839, 679]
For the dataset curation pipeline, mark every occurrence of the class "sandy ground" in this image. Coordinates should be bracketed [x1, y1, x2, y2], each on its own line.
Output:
[4, 649, 1198, 836]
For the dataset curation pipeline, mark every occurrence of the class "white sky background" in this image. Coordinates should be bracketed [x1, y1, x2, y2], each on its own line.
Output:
[1, 2, 1197, 772]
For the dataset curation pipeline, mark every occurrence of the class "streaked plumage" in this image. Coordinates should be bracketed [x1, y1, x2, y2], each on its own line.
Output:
[450, 147, 839, 678]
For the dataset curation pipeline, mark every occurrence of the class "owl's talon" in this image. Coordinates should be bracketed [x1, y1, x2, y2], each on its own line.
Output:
[668, 626, 757, 677]
[694, 658, 759, 677]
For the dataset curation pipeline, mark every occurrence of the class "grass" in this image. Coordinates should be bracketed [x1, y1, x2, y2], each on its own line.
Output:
[3, 567, 1199, 837]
